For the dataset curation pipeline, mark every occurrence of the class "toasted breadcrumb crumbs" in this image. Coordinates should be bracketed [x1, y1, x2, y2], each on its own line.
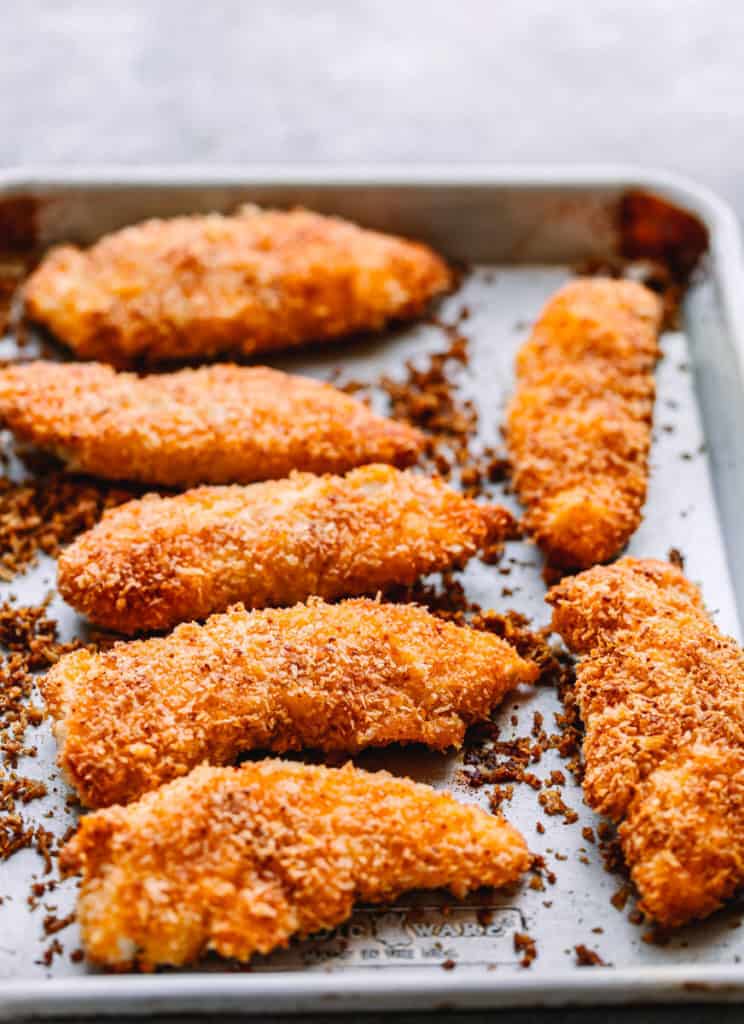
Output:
[0, 473, 133, 580]
[513, 931, 538, 967]
[574, 943, 607, 966]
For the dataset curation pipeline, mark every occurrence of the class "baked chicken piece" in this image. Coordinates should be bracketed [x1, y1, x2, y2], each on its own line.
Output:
[0, 361, 423, 486]
[60, 760, 530, 969]
[548, 558, 744, 926]
[44, 596, 538, 807]
[24, 206, 451, 365]
[58, 464, 514, 634]
[506, 278, 663, 568]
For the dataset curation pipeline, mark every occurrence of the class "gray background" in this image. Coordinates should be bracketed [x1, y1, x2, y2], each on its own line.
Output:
[2, 0, 742, 1020]
[2, 0, 744, 219]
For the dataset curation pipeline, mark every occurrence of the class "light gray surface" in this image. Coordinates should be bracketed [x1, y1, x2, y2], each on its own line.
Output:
[3, 0, 744, 221]
[2, 3, 744, 1021]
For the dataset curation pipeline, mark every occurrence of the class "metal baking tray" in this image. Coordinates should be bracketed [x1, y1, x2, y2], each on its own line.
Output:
[0, 166, 743, 1018]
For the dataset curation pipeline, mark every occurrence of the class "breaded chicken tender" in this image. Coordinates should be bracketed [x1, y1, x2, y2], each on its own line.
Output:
[58, 464, 513, 635]
[506, 279, 663, 568]
[548, 558, 744, 926]
[45, 597, 538, 808]
[60, 760, 530, 969]
[24, 206, 452, 366]
[0, 361, 423, 486]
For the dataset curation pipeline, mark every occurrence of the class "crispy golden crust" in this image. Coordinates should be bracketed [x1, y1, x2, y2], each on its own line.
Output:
[548, 558, 744, 926]
[0, 361, 423, 486]
[60, 760, 530, 968]
[24, 206, 452, 366]
[57, 464, 513, 635]
[506, 279, 663, 568]
[45, 597, 538, 808]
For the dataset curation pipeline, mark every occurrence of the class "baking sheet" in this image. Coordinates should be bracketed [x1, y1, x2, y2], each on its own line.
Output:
[0, 169, 743, 1016]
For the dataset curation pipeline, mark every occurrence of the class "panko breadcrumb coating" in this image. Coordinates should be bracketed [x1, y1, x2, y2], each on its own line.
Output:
[24, 206, 452, 365]
[548, 558, 744, 926]
[0, 361, 423, 486]
[506, 279, 663, 568]
[60, 760, 530, 969]
[58, 464, 513, 635]
[45, 597, 539, 808]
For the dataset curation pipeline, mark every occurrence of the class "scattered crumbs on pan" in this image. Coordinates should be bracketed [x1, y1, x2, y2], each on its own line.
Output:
[36, 938, 64, 967]
[0, 593, 95, 965]
[42, 910, 75, 936]
[574, 944, 607, 967]
[338, 311, 514, 503]
[667, 547, 685, 570]
[0, 473, 135, 580]
[513, 931, 538, 968]
[529, 855, 556, 887]
[538, 789, 579, 825]
[597, 823, 627, 879]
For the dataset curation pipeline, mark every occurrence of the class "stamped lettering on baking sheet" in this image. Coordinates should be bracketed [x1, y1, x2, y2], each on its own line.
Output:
[246, 904, 525, 971]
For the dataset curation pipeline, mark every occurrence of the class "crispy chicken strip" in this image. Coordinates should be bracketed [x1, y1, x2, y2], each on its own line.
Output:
[24, 206, 452, 366]
[60, 760, 529, 968]
[506, 279, 663, 568]
[548, 558, 744, 926]
[45, 597, 538, 808]
[58, 464, 513, 635]
[0, 361, 423, 486]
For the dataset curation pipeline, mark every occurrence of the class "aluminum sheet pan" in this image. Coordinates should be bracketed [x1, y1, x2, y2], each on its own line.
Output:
[0, 167, 743, 1017]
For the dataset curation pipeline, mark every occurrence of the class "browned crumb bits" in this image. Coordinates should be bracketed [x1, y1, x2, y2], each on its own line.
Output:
[38, 938, 63, 967]
[0, 473, 134, 580]
[42, 911, 75, 936]
[538, 788, 579, 824]
[514, 931, 538, 968]
[574, 944, 607, 967]
[668, 546, 685, 570]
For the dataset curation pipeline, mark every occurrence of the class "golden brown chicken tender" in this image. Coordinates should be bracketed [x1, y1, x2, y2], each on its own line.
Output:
[506, 279, 663, 568]
[58, 464, 513, 635]
[60, 760, 529, 969]
[45, 596, 538, 808]
[24, 206, 452, 366]
[0, 361, 423, 486]
[548, 558, 744, 926]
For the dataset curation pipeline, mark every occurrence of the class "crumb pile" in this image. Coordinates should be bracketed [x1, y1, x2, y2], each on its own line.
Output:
[0, 600, 80, 863]
[0, 473, 134, 581]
